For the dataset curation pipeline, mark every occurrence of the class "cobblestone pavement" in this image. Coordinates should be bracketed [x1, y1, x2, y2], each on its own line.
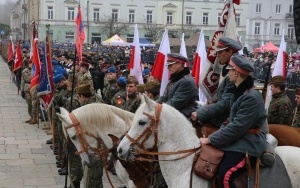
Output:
[0, 57, 123, 188]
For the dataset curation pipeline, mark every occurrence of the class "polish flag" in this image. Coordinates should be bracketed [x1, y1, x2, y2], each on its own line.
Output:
[180, 33, 188, 67]
[13, 41, 23, 71]
[272, 29, 287, 77]
[7, 36, 14, 63]
[191, 30, 207, 104]
[129, 24, 143, 84]
[151, 29, 171, 96]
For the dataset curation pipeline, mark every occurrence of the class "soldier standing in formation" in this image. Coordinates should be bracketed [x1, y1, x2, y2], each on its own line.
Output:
[124, 75, 141, 113]
[267, 75, 293, 125]
[111, 77, 127, 109]
[103, 67, 118, 104]
[291, 87, 300, 127]
[21, 60, 33, 123]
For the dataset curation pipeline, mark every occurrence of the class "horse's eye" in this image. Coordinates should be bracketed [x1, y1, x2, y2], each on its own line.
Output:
[138, 120, 147, 126]
[70, 135, 76, 140]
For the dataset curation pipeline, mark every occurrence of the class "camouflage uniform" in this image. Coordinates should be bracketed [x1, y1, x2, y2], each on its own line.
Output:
[291, 105, 300, 127]
[81, 94, 103, 188]
[103, 79, 118, 105]
[124, 92, 141, 113]
[77, 71, 93, 86]
[111, 88, 127, 109]
[21, 67, 32, 116]
[30, 88, 38, 119]
[267, 91, 293, 125]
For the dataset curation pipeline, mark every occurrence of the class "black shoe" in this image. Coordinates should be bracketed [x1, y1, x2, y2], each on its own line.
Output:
[59, 168, 67, 175]
[110, 167, 117, 175]
[46, 139, 52, 144]
[53, 149, 58, 155]
[56, 163, 62, 168]
[56, 160, 62, 165]
[58, 167, 66, 173]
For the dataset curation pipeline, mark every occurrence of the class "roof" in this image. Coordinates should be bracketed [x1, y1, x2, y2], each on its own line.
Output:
[102, 34, 128, 46]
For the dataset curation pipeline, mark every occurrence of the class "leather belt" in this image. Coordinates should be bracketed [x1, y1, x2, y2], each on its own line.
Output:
[223, 119, 261, 134]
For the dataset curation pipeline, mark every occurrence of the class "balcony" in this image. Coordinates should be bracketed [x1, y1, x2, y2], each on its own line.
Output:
[286, 13, 293, 19]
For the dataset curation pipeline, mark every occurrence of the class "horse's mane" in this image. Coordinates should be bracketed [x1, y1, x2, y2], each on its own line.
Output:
[72, 103, 134, 133]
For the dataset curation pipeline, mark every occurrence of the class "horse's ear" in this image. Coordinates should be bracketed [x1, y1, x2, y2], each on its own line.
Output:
[143, 93, 156, 110]
[139, 93, 145, 104]
[56, 113, 72, 125]
[108, 134, 121, 147]
[60, 107, 69, 116]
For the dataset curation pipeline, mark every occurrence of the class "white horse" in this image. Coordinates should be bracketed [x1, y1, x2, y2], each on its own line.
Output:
[117, 94, 300, 188]
[56, 103, 137, 188]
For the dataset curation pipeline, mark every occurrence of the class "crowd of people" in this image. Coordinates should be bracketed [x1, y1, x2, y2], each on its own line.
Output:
[2, 37, 300, 188]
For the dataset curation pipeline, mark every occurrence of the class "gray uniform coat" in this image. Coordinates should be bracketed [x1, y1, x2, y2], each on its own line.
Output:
[209, 89, 267, 157]
[196, 76, 235, 127]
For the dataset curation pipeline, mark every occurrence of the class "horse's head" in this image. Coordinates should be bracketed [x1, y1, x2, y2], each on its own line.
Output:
[118, 94, 158, 161]
[56, 107, 91, 165]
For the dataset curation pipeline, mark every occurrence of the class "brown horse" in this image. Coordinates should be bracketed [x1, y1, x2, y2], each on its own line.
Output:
[196, 123, 300, 147]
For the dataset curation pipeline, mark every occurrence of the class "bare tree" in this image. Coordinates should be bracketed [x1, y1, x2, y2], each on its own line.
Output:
[142, 22, 164, 43]
[98, 15, 130, 39]
[181, 24, 200, 39]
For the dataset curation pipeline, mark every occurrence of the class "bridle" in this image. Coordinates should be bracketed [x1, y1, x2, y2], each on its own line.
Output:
[64, 112, 115, 188]
[125, 103, 201, 162]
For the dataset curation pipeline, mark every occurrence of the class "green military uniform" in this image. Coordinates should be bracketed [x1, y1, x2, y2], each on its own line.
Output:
[291, 105, 300, 127]
[21, 67, 32, 117]
[267, 91, 292, 125]
[124, 92, 141, 113]
[77, 71, 93, 86]
[111, 89, 127, 109]
[79, 92, 103, 188]
[103, 79, 118, 105]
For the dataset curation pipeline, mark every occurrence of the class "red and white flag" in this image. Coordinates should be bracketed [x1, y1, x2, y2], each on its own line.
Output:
[180, 33, 188, 67]
[200, 0, 239, 100]
[30, 38, 41, 94]
[129, 24, 143, 84]
[13, 41, 23, 71]
[7, 36, 14, 63]
[192, 30, 207, 104]
[151, 29, 171, 96]
[272, 29, 287, 77]
[75, 5, 85, 61]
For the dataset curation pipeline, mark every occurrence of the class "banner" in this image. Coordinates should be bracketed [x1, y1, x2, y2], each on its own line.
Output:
[75, 5, 85, 60]
[13, 41, 22, 71]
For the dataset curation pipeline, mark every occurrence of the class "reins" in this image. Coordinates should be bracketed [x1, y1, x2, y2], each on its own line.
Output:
[125, 103, 201, 162]
[65, 112, 115, 188]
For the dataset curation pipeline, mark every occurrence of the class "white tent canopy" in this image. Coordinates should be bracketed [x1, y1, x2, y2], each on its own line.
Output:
[101, 34, 129, 46]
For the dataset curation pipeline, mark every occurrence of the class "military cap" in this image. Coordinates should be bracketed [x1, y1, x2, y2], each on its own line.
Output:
[80, 62, 89, 69]
[226, 53, 254, 75]
[166, 53, 188, 66]
[76, 84, 91, 94]
[144, 81, 160, 95]
[107, 67, 116, 73]
[142, 69, 150, 76]
[127, 75, 139, 85]
[269, 75, 286, 85]
[53, 74, 64, 85]
[215, 37, 242, 53]
[295, 88, 300, 96]
[137, 84, 145, 93]
[117, 77, 127, 85]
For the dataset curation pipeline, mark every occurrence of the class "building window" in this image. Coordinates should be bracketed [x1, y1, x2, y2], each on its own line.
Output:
[47, 6, 53, 20]
[288, 24, 294, 40]
[254, 22, 260, 35]
[256, 3, 261, 13]
[65, 31, 74, 41]
[127, 34, 134, 43]
[203, 12, 208, 25]
[129, 10, 135, 23]
[167, 12, 173, 24]
[218, 13, 222, 23]
[93, 8, 100, 21]
[147, 10, 153, 23]
[275, 4, 281, 14]
[91, 33, 101, 44]
[274, 23, 280, 35]
[235, 13, 240, 26]
[112, 9, 118, 22]
[186, 12, 192, 24]
[289, 4, 293, 14]
[67, 7, 75, 20]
